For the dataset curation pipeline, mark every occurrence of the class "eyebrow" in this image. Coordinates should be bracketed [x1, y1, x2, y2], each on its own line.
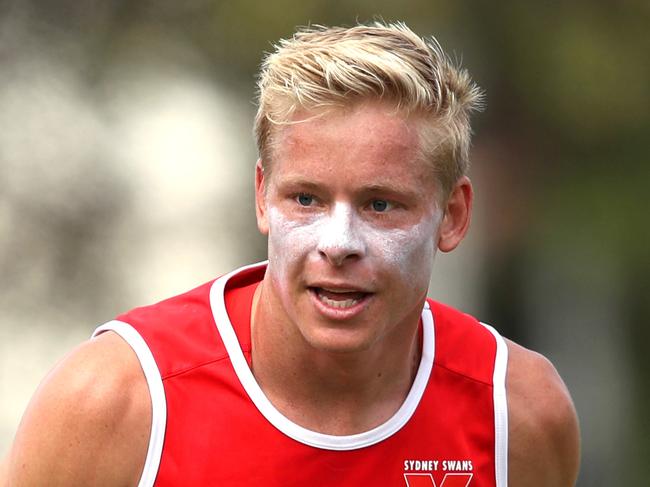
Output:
[275, 177, 323, 192]
[358, 184, 422, 202]
[276, 177, 422, 201]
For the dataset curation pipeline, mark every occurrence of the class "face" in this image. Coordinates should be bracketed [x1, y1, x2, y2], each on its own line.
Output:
[256, 102, 449, 354]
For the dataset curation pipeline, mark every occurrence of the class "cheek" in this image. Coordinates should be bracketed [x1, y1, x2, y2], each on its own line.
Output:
[267, 208, 320, 279]
[366, 214, 439, 286]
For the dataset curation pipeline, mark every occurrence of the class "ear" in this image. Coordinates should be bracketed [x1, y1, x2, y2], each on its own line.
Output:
[437, 176, 473, 253]
[255, 159, 269, 235]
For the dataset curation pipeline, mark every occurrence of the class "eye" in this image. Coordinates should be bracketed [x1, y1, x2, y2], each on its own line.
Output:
[370, 199, 392, 212]
[296, 193, 315, 206]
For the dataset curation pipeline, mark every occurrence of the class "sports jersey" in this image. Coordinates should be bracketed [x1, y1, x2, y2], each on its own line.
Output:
[93, 261, 508, 487]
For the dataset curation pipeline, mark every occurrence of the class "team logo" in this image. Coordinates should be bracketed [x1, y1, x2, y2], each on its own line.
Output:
[403, 459, 473, 487]
[403, 473, 473, 487]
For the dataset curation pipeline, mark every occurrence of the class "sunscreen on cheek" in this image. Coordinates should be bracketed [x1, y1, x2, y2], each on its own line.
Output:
[266, 206, 322, 292]
[363, 208, 440, 286]
[266, 202, 440, 293]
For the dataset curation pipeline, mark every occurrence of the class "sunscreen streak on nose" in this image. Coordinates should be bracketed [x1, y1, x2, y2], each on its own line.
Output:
[316, 202, 366, 262]
[267, 202, 441, 294]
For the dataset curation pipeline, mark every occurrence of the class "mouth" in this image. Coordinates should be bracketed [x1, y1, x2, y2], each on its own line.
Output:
[308, 286, 372, 310]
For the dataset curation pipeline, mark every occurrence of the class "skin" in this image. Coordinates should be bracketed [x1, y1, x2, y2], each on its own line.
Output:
[1, 331, 149, 487]
[1, 101, 579, 487]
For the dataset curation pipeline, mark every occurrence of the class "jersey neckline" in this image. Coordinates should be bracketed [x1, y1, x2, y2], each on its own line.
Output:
[209, 261, 436, 451]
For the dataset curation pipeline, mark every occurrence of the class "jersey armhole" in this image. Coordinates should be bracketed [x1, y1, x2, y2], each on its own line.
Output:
[480, 322, 509, 487]
[92, 320, 167, 487]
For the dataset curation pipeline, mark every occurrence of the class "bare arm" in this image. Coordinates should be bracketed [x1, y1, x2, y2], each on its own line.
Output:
[2, 332, 151, 487]
[507, 339, 581, 487]
[0, 455, 8, 487]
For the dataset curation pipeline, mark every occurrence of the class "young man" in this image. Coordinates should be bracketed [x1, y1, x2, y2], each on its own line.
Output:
[1, 23, 579, 486]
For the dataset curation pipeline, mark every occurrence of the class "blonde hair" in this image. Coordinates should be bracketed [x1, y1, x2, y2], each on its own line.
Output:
[254, 22, 484, 195]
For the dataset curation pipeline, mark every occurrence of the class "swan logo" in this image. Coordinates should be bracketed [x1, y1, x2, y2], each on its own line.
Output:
[403, 459, 473, 486]
[403, 473, 473, 487]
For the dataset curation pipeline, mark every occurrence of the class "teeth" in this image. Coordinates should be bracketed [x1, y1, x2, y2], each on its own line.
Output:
[318, 294, 359, 309]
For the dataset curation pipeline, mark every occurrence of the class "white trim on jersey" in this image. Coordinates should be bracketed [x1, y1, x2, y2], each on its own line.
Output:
[92, 320, 167, 487]
[481, 322, 509, 487]
[209, 260, 436, 451]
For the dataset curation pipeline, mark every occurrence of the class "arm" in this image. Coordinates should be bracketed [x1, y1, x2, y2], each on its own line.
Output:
[0, 455, 8, 487]
[2, 331, 151, 487]
[506, 339, 581, 487]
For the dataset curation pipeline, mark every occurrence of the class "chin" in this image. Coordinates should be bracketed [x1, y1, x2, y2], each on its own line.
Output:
[300, 325, 379, 355]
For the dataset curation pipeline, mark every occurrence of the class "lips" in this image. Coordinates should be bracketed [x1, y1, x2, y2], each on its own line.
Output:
[309, 286, 372, 311]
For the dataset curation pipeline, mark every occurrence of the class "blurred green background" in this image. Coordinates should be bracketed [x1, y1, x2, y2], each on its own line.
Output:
[1, 1, 648, 484]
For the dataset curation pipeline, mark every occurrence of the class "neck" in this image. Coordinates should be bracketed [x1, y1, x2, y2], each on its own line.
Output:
[250, 278, 423, 435]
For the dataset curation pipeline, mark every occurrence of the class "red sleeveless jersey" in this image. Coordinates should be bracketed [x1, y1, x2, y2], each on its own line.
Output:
[93, 262, 508, 487]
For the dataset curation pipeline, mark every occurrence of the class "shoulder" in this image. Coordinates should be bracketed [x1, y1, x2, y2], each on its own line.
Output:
[3, 331, 150, 487]
[427, 300, 505, 383]
[506, 339, 580, 487]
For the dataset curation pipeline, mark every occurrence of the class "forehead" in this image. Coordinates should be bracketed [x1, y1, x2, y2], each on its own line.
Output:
[270, 102, 435, 189]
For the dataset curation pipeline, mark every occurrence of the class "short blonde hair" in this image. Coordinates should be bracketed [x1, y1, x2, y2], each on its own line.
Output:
[254, 22, 484, 195]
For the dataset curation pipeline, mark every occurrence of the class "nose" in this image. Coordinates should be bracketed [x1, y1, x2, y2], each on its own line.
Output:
[317, 203, 367, 266]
